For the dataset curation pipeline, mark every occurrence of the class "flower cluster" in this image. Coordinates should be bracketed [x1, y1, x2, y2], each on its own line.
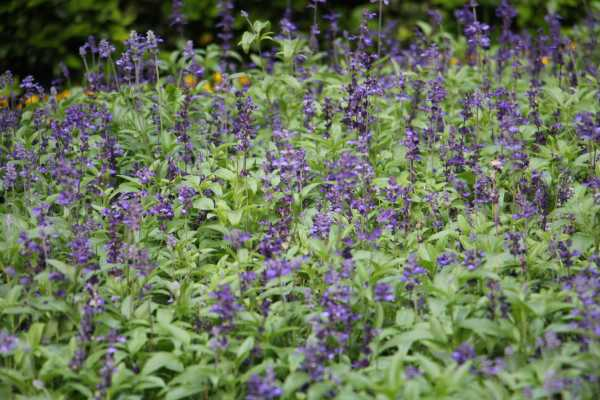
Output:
[2, 1, 600, 398]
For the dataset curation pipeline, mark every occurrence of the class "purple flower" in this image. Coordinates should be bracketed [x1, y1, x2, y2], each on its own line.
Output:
[69, 348, 87, 371]
[311, 211, 333, 239]
[505, 231, 527, 257]
[135, 166, 155, 184]
[258, 217, 290, 259]
[210, 284, 241, 323]
[401, 253, 427, 290]
[405, 366, 422, 379]
[102, 206, 123, 263]
[217, 1, 235, 54]
[170, 0, 187, 33]
[97, 346, 117, 398]
[20, 75, 44, 96]
[98, 39, 115, 59]
[437, 252, 457, 268]
[356, 224, 382, 242]
[564, 266, 600, 338]
[224, 229, 252, 249]
[264, 258, 302, 282]
[4, 267, 16, 278]
[178, 185, 196, 215]
[115, 50, 134, 84]
[303, 91, 316, 131]
[550, 240, 580, 268]
[452, 342, 476, 364]
[71, 235, 92, 266]
[543, 370, 567, 395]
[455, 3, 490, 65]
[240, 271, 257, 291]
[145, 31, 162, 55]
[174, 94, 194, 164]
[3, 163, 18, 189]
[377, 208, 399, 231]
[0, 331, 18, 354]
[427, 10, 443, 27]
[480, 358, 506, 376]
[123, 245, 155, 277]
[183, 40, 195, 60]
[374, 282, 395, 302]
[149, 195, 174, 222]
[385, 176, 402, 202]
[119, 196, 144, 231]
[463, 249, 485, 271]
[280, 17, 297, 37]
[247, 367, 282, 400]
[540, 331, 562, 350]
[474, 175, 495, 205]
[299, 343, 329, 381]
[403, 128, 421, 163]
[233, 91, 256, 154]
[574, 112, 600, 143]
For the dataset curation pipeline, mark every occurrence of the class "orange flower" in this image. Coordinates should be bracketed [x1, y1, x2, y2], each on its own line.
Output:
[25, 95, 40, 106]
[203, 82, 214, 93]
[57, 90, 71, 101]
[199, 33, 214, 46]
[541, 56, 550, 65]
[212, 72, 223, 85]
[450, 57, 459, 66]
[183, 74, 198, 88]
[0, 97, 8, 108]
[238, 74, 251, 87]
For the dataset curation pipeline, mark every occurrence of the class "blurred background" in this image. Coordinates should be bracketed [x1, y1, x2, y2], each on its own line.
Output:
[0, 0, 591, 85]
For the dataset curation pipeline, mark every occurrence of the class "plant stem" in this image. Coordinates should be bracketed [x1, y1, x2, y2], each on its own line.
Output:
[378, 0, 383, 57]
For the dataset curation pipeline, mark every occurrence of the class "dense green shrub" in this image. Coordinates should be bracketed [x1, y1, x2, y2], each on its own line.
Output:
[0, 0, 592, 84]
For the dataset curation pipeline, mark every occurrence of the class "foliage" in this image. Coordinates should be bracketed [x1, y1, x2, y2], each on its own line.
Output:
[1, 1, 600, 399]
[1, 0, 596, 84]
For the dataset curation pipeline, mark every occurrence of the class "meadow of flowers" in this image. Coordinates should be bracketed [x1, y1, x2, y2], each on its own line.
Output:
[1, 0, 600, 398]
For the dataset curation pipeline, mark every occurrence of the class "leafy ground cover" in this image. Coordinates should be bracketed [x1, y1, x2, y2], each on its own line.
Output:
[1, 1, 600, 399]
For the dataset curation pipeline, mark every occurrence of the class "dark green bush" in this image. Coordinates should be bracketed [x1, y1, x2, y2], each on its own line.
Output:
[0, 0, 591, 84]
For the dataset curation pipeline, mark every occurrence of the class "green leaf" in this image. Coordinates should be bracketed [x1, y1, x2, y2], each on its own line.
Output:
[142, 352, 184, 375]
[227, 209, 243, 226]
[161, 323, 192, 348]
[156, 308, 174, 325]
[280, 75, 302, 91]
[395, 309, 415, 329]
[308, 382, 334, 400]
[121, 295, 133, 319]
[416, 21, 433, 36]
[128, 328, 148, 355]
[26, 322, 45, 347]
[193, 197, 214, 211]
[283, 372, 310, 396]
[253, 20, 271, 35]
[236, 336, 255, 361]
[30, 297, 68, 313]
[46, 259, 76, 282]
[459, 318, 502, 338]
[240, 32, 257, 53]
[380, 326, 434, 356]
[214, 167, 236, 181]
[165, 386, 205, 400]
[135, 375, 167, 391]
